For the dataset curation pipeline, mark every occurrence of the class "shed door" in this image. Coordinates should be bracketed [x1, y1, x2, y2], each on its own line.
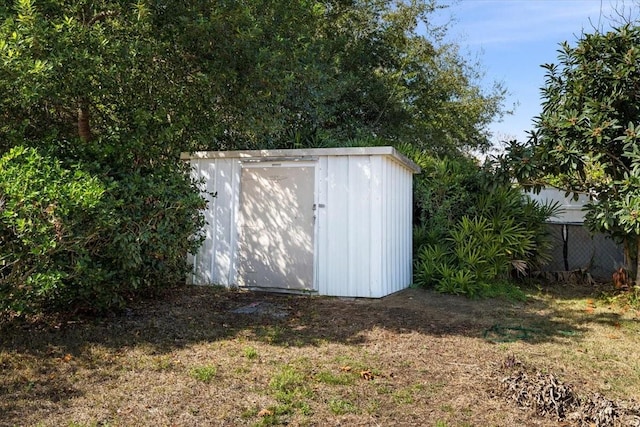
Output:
[237, 163, 315, 290]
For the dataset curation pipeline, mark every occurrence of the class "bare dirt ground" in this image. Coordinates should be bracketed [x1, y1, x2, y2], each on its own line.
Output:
[1, 283, 639, 426]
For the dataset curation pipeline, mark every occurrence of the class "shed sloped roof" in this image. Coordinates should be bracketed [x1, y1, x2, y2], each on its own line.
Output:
[180, 146, 420, 174]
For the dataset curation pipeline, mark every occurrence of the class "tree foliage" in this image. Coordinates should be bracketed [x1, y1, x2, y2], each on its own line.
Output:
[0, 0, 507, 314]
[156, 0, 505, 153]
[0, 0, 208, 314]
[1, 0, 505, 153]
[501, 25, 640, 283]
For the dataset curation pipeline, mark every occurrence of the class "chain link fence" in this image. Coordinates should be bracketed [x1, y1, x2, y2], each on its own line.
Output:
[539, 223, 624, 281]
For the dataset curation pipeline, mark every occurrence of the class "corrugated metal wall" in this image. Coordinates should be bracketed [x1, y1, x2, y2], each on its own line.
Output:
[188, 157, 241, 286]
[315, 154, 413, 297]
[186, 148, 416, 298]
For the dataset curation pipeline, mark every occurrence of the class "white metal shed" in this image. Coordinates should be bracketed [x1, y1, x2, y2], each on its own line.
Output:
[181, 146, 420, 298]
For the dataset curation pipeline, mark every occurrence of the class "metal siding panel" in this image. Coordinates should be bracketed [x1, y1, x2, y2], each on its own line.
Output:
[388, 161, 396, 293]
[189, 158, 239, 287]
[402, 168, 410, 289]
[392, 161, 402, 293]
[381, 157, 389, 295]
[369, 156, 384, 297]
[196, 159, 216, 284]
[362, 158, 373, 297]
[212, 159, 239, 286]
[323, 157, 334, 295]
[316, 157, 329, 295]
[326, 156, 349, 296]
[315, 157, 328, 294]
[391, 161, 400, 293]
[348, 156, 372, 297]
[388, 161, 395, 293]
[393, 162, 404, 292]
[228, 160, 241, 286]
[211, 159, 228, 284]
[347, 157, 357, 297]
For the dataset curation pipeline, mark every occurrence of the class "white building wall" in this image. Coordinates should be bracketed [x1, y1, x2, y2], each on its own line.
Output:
[381, 158, 412, 296]
[527, 188, 590, 224]
[317, 154, 370, 297]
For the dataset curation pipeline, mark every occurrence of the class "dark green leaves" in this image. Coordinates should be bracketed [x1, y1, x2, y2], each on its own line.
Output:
[503, 24, 640, 281]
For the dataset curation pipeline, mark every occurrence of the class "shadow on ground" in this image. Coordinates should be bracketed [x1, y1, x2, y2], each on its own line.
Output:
[2, 283, 635, 427]
[0, 283, 608, 356]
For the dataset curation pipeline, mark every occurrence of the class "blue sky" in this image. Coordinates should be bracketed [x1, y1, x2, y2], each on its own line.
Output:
[434, 0, 634, 148]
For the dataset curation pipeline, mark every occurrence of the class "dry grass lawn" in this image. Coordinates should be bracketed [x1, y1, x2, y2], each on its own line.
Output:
[1, 282, 639, 426]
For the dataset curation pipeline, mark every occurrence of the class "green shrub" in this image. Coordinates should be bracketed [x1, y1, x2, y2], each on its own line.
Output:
[189, 364, 218, 382]
[100, 163, 206, 299]
[0, 144, 206, 315]
[401, 145, 558, 299]
[412, 243, 451, 288]
[0, 146, 111, 313]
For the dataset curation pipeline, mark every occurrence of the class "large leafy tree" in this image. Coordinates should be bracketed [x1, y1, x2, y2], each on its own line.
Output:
[0, 0, 221, 157]
[0, 0, 211, 313]
[0, 0, 506, 313]
[145, 0, 505, 153]
[1, 0, 504, 155]
[503, 25, 640, 284]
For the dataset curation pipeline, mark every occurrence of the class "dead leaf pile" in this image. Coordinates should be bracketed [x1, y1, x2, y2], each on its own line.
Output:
[501, 369, 579, 420]
[574, 394, 640, 427]
[498, 357, 640, 426]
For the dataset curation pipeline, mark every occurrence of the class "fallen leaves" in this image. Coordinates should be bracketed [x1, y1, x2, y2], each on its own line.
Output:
[585, 299, 596, 314]
[258, 408, 273, 417]
[359, 370, 374, 381]
[357, 369, 394, 381]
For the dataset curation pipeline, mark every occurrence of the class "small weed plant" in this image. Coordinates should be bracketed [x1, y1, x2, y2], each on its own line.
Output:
[189, 364, 217, 382]
[328, 398, 357, 415]
[314, 370, 355, 386]
[243, 346, 259, 360]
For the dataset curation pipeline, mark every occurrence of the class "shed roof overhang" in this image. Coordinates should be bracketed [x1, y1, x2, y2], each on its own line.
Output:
[180, 146, 421, 174]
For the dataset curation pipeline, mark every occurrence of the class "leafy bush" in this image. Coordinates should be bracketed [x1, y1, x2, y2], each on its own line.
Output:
[0, 146, 110, 313]
[0, 144, 206, 315]
[98, 163, 206, 303]
[402, 145, 558, 298]
[409, 151, 482, 233]
[416, 209, 541, 299]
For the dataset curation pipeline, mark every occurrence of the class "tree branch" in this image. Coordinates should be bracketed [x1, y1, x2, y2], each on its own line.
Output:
[87, 10, 118, 26]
